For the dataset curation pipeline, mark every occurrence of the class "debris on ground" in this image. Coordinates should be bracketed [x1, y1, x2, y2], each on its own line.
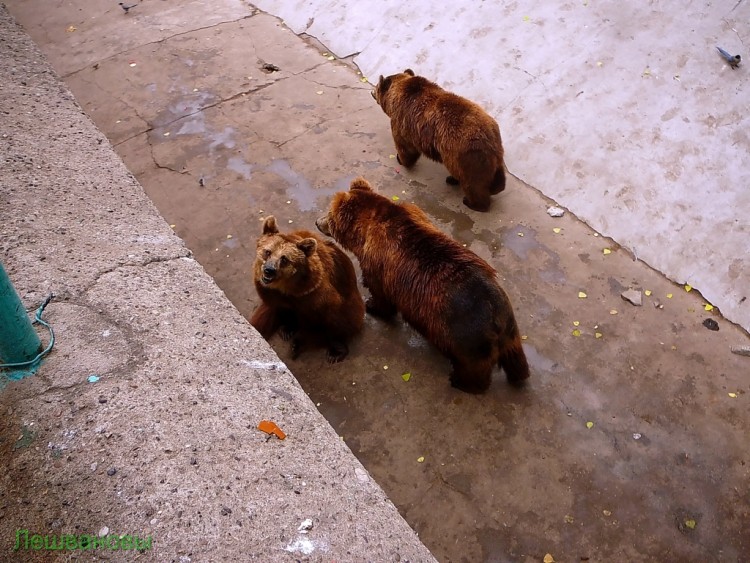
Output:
[730, 345, 750, 356]
[621, 288, 643, 306]
[257, 420, 286, 440]
[702, 318, 719, 331]
[547, 206, 565, 217]
[261, 62, 281, 72]
[298, 519, 313, 533]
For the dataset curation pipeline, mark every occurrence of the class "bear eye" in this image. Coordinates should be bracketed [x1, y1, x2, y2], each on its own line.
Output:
[262, 249, 271, 259]
[279, 256, 289, 266]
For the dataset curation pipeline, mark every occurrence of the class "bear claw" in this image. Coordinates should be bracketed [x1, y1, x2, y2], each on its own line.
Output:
[326, 343, 349, 364]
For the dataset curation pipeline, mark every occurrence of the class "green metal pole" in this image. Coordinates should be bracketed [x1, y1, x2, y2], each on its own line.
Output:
[0, 262, 41, 365]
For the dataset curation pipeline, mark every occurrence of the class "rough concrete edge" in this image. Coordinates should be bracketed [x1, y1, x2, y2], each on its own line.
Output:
[0, 5, 437, 561]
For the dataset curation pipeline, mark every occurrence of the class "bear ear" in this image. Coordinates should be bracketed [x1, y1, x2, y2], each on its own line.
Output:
[262, 215, 279, 234]
[350, 177, 372, 192]
[378, 75, 392, 93]
[297, 237, 317, 257]
[403, 68, 415, 76]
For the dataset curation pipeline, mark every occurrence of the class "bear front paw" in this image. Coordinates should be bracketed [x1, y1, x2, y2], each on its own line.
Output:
[326, 341, 349, 364]
[279, 325, 297, 341]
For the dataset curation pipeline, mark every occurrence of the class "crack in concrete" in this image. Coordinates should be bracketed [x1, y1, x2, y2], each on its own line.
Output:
[62, 14, 258, 79]
[81, 253, 193, 299]
[146, 133, 188, 174]
[271, 104, 372, 149]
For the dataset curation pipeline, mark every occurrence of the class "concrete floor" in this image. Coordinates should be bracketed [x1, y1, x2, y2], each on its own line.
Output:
[0, 6, 435, 562]
[4, 0, 750, 561]
[253, 0, 750, 334]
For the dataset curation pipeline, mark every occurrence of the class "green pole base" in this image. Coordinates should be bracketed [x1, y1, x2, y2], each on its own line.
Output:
[0, 262, 42, 365]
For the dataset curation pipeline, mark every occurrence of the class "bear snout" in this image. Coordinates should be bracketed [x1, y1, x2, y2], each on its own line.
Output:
[370, 90, 377, 101]
[315, 216, 331, 236]
[261, 264, 277, 284]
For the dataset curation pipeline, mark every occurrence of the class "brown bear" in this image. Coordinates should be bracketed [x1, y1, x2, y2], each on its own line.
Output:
[372, 68, 506, 212]
[316, 178, 529, 392]
[250, 215, 365, 363]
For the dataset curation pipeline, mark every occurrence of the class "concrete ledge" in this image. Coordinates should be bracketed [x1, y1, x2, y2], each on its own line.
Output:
[0, 6, 435, 561]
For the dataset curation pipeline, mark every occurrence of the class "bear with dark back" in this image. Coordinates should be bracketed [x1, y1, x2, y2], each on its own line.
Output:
[316, 178, 529, 392]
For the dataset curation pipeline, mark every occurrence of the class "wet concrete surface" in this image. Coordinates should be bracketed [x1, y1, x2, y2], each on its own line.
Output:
[5, 1, 750, 561]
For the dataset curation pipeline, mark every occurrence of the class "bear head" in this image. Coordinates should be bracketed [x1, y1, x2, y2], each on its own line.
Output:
[371, 68, 416, 114]
[255, 216, 318, 288]
[316, 177, 380, 251]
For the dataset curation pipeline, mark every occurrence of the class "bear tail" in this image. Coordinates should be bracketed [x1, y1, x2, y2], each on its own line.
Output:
[250, 303, 279, 339]
[497, 326, 530, 385]
[489, 166, 506, 195]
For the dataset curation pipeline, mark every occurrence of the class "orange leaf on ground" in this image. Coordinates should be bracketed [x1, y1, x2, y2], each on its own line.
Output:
[258, 420, 286, 440]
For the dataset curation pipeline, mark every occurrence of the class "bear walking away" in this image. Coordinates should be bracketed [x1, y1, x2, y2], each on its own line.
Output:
[372, 69, 506, 212]
[250, 216, 365, 363]
[316, 178, 529, 392]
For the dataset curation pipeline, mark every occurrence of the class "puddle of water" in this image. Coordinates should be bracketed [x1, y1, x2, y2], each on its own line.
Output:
[502, 224, 539, 260]
[502, 225, 566, 284]
[157, 89, 217, 129]
[266, 160, 340, 212]
[208, 127, 236, 152]
[523, 344, 562, 374]
[176, 112, 206, 135]
[227, 156, 253, 180]
[222, 238, 239, 249]
[413, 191, 475, 242]
[407, 331, 429, 349]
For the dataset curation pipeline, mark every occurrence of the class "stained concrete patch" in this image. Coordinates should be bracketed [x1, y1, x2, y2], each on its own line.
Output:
[31, 303, 136, 389]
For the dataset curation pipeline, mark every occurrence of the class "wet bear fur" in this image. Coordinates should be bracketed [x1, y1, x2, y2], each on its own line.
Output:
[316, 178, 529, 392]
[250, 215, 365, 363]
[372, 68, 506, 212]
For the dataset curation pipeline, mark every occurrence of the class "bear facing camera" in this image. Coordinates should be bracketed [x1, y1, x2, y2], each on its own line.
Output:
[372, 69, 507, 212]
[316, 177, 529, 392]
[250, 215, 365, 363]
